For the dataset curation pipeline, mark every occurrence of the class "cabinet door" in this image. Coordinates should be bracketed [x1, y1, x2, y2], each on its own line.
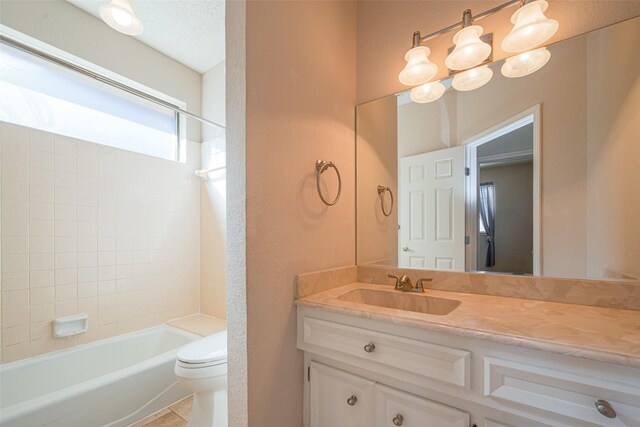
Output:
[374, 384, 469, 427]
[310, 362, 374, 427]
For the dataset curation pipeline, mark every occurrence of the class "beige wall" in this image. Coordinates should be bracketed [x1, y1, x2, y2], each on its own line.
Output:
[586, 18, 640, 280]
[357, 95, 398, 266]
[0, 0, 203, 142]
[0, 122, 201, 363]
[356, 0, 640, 104]
[240, 1, 357, 425]
[478, 162, 534, 274]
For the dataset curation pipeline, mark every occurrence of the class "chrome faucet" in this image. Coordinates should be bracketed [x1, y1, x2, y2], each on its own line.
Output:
[388, 275, 431, 293]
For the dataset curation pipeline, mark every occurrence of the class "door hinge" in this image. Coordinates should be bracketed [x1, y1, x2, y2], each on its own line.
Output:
[307, 366, 311, 382]
[465, 167, 470, 176]
[465, 236, 470, 245]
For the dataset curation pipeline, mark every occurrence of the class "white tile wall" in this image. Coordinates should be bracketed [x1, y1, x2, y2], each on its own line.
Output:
[0, 122, 201, 362]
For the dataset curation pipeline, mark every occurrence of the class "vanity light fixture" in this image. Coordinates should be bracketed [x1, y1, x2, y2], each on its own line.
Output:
[398, 44, 438, 86]
[502, 0, 559, 53]
[445, 10, 492, 71]
[501, 47, 551, 77]
[99, 0, 144, 36]
[409, 81, 446, 103]
[452, 65, 493, 91]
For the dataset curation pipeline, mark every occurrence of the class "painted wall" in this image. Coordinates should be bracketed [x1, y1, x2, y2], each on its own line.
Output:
[239, 1, 357, 425]
[477, 162, 534, 274]
[0, 0, 203, 142]
[200, 62, 227, 319]
[356, 0, 640, 104]
[0, 122, 200, 363]
[356, 95, 398, 266]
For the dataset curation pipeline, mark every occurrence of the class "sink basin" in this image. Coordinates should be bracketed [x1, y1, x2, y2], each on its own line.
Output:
[336, 288, 460, 315]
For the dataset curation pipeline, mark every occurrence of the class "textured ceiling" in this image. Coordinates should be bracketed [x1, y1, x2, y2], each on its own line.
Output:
[66, 0, 225, 73]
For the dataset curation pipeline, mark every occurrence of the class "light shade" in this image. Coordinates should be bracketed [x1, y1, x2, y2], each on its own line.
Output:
[410, 81, 446, 104]
[398, 46, 438, 86]
[502, 0, 558, 52]
[445, 25, 492, 71]
[501, 47, 551, 78]
[99, 0, 144, 36]
[452, 65, 493, 91]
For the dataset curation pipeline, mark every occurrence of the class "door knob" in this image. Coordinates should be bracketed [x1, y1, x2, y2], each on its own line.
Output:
[402, 246, 409, 252]
[392, 414, 404, 426]
[595, 399, 616, 418]
[346, 395, 357, 406]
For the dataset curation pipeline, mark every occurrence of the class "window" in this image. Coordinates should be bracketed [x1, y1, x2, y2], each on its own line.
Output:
[0, 39, 183, 161]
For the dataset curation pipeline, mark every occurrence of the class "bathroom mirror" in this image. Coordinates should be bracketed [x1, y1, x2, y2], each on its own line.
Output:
[356, 16, 640, 280]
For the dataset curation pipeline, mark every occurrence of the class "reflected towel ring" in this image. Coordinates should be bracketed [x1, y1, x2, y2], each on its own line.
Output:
[377, 185, 393, 217]
[316, 160, 342, 206]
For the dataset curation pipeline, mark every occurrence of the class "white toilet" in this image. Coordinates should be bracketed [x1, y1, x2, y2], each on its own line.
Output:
[175, 330, 228, 427]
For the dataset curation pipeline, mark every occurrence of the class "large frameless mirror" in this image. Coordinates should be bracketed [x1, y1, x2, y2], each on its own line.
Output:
[356, 16, 640, 280]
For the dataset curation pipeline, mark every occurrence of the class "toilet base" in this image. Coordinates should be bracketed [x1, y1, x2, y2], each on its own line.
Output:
[187, 388, 227, 427]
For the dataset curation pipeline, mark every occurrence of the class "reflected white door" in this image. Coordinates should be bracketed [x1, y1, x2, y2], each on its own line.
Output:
[399, 146, 466, 270]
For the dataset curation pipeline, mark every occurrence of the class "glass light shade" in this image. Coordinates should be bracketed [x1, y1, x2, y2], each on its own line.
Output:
[501, 0, 558, 52]
[445, 25, 492, 71]
[398, 46, 438, 86]
[99, 0, 144, 36]
[452, 65, 493, 91]
[501, 47, 551, 78]
[410, 81, 446, 104]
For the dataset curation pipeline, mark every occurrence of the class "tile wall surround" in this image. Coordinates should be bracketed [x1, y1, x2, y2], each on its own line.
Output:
[297, 265, 640, 311]
[0, 122, 201, 363]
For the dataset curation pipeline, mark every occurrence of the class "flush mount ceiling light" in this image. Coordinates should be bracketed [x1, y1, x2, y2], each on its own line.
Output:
[452, 65, 493, 91]
[501, 47, 551, 77]
[410, 81, 446, 103]
[445, 10, 492, 71]
[99, 0, 144, 36]
[398, 45, 438, 86]
[502, 0, 558, 52]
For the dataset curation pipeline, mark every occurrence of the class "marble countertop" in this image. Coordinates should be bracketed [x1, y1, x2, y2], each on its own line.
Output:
[296, 282, 640, 368]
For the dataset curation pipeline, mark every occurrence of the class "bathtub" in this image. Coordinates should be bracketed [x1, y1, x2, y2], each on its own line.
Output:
[0, 325, 199, 427]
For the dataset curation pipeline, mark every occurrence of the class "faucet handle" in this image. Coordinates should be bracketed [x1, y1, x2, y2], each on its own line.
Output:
[414, 278, 432, 293]
[387, 274, 400, 289]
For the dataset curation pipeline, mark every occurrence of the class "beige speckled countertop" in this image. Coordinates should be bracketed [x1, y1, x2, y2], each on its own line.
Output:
[295, 282, 640, 368]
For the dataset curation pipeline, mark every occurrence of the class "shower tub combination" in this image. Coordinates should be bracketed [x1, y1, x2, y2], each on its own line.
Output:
[0, 325, 198, 427]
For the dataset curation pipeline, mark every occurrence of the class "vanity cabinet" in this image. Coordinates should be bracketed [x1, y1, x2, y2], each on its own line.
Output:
[298, 306, 640, 427]
[310, 361, 469, 427]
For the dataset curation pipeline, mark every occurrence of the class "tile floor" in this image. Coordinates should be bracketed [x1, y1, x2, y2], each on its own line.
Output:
[130, 395, 193, 426]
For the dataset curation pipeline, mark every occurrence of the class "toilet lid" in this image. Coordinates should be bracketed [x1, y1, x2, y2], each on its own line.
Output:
[177, 330, 227, 364]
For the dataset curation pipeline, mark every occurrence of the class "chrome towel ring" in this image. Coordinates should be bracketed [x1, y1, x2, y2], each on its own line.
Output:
[316, 160, 342, 206]
[377, 185, 393, 217]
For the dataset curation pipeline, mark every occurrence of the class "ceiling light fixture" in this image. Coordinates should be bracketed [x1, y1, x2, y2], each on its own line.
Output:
[502, 0, 558, 52]
[452, 65, 493, 91]
[445, 10, 492, 71]
[99, 0, 144, 36]
[501, 47, 551, 77]
[410, 81, 446, 103]
[398, 45, 438, 86]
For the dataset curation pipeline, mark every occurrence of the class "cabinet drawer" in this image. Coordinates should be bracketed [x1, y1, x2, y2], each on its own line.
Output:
[302, 316, 470, 388]
[374, 384, 469, 427]
[484, 356, 640, 425]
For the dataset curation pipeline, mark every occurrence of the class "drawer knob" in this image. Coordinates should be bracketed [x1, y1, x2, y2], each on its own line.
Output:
[346, 395, 357, 406]
[595, 399, 617, 418]
[364, 343, 376, 353]
[392, 414, 404, 426]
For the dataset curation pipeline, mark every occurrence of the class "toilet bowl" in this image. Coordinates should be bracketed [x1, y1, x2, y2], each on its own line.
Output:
[175, 330, 228, 427]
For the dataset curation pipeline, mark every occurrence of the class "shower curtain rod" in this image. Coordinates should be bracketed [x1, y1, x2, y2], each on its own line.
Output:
[0, 35, 225, 130]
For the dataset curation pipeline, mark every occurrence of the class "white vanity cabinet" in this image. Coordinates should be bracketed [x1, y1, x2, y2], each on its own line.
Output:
[298, 306, 640, 427]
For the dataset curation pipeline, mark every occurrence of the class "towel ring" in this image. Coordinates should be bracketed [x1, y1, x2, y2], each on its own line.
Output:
[377, 185, 393, 217]
[316, 160, 342, 206]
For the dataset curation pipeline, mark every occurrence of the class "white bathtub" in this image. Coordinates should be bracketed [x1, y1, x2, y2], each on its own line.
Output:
[0, 325, 198, 427]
